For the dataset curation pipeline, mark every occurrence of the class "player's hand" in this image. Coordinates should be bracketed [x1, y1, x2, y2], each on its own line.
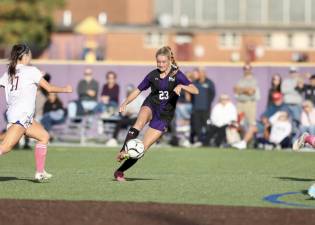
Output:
[173, 84, 182, 96]
[119, 102, 127, 113]
[64, 85, 73, 93]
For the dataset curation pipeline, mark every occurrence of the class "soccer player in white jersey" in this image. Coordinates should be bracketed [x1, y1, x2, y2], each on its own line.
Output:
[0, 44, 72, 182]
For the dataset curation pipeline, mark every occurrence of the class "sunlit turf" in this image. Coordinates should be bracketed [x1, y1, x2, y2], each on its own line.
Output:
[1, 146, 315, 208]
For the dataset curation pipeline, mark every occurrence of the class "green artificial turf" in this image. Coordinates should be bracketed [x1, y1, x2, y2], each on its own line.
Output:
[0, 146, 315, 208]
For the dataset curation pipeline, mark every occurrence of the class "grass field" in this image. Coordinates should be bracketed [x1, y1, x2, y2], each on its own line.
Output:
[1, 147, 315, 208]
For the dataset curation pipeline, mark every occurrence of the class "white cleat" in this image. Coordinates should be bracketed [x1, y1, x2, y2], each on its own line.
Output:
[232, 140, 247, 150]
[105, 138, 119, 147]
[179, 139, 191, 148]
[293, 132, 309, 151]
[34, 170, 53, 182]
[192, 141, 202, 147]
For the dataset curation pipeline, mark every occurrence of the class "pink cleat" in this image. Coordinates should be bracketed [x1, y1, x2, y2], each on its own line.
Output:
[293, 132, 309, 151]
[114, 171, 126, 182]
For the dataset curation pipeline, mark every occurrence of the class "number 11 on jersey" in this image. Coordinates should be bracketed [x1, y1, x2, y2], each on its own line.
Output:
[10, 76, 19, 91]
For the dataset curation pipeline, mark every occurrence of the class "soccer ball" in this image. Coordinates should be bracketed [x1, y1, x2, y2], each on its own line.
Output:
[308, 183, 315, 198]
[125, 139, 145, 159]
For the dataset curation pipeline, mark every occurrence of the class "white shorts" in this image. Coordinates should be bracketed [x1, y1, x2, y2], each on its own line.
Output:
[7, 114, 33, 129]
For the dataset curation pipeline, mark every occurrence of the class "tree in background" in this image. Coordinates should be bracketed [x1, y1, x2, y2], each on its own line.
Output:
[0, 0, 64, 58]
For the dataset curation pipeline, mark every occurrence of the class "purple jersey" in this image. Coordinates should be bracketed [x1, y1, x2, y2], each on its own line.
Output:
[137, 68, 191, 130]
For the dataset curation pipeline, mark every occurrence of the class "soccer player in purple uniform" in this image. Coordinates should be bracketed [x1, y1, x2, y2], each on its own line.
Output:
[114, 46, 199, 181]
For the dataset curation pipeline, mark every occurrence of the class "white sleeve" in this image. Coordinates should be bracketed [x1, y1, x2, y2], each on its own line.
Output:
[0, 73, 7, 87]
[30, 67, 43, 84]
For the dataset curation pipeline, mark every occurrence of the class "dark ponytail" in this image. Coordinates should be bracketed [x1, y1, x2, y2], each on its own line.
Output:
[8, 44, 30, 82]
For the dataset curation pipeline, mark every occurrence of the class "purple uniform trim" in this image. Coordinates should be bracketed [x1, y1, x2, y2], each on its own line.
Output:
[137, 74, 150, 91]
[175, 70, 191, 86]
[13, 120, 24, 127]
[142, 101, 168, 132]
[138, 69, 191, 132]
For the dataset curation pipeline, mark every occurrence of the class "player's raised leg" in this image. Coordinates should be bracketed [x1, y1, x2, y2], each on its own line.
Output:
[114, 127, 162, 181]
[142, 127, 163, 151]
[0, 124, 26, 155]
[114, 106, 152, 181]
[116, 106, 152, 161]
[25, 121, 51, 181]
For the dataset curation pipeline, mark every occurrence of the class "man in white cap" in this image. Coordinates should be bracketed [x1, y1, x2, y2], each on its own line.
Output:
[281, 66, 303, 124]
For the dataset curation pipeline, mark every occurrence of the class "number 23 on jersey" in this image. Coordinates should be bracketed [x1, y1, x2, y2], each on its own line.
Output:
[159, 91, 169, 100]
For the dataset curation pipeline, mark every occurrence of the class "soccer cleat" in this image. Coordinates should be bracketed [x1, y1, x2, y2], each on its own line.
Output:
[105, 138, 119, 147]
[192, 141, 202, 147]
[116, 151, 129, 162]
[293, 132, 308, 151]
[43, 170, 53, 179]
[34, 170, 53, 182]
[308, 183, 315, 198]
[114, 170, 126, 182]
[232, 140, 247, 150]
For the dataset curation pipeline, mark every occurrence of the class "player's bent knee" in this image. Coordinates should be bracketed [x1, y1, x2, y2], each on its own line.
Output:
[39, 131, 50, 144]
[134, 122, 144, 130]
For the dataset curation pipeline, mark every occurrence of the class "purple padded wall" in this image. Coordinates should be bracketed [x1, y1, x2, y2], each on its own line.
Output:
[0, 62, 314, 130]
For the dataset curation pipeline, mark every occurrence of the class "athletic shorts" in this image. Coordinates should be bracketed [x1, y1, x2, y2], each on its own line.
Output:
[7, 114, 33, 129]
[142, 102, 170, 133]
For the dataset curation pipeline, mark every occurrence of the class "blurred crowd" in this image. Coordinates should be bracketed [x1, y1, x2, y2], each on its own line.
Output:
[2, 65, 315, 150]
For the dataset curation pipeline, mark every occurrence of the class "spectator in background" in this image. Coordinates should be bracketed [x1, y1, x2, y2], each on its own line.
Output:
[190, 68, 215, 146]
[203, 94, 237, 147]
[170, 72, 193, 147]
[300, 100, 315, 135]
[281, 67, 303, 124]
[233, 92, 290, 150]
[68, 68, 99, 119]
[267, 73, 282, 106]
[94, 71, 120, 117]
[234, 64, 260, 126]
[105, 85, 145, 147]
[41, 93, 66, 134]
[256, 111, 292, 150]
[268, 111, 292, 149]
[296, 74, 315, 105]
[175, 71, 193, 124]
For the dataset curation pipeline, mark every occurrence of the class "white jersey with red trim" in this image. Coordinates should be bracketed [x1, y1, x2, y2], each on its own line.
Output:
[0, 64, 42, 126]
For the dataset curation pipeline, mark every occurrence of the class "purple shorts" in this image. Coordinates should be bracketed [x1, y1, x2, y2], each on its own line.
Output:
[142, 102, 169, 132]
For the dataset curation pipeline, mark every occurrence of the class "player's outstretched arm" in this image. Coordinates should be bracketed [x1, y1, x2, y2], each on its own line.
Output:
[39, 78, 72, 93]
[174, 84, 199, 96]
[119, 88, 141, 113]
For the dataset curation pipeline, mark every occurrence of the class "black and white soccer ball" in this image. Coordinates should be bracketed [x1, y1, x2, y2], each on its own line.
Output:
[125, 139, 145, 159]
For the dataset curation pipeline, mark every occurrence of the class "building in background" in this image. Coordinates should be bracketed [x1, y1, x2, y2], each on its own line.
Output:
[40, 0, 315, 62]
